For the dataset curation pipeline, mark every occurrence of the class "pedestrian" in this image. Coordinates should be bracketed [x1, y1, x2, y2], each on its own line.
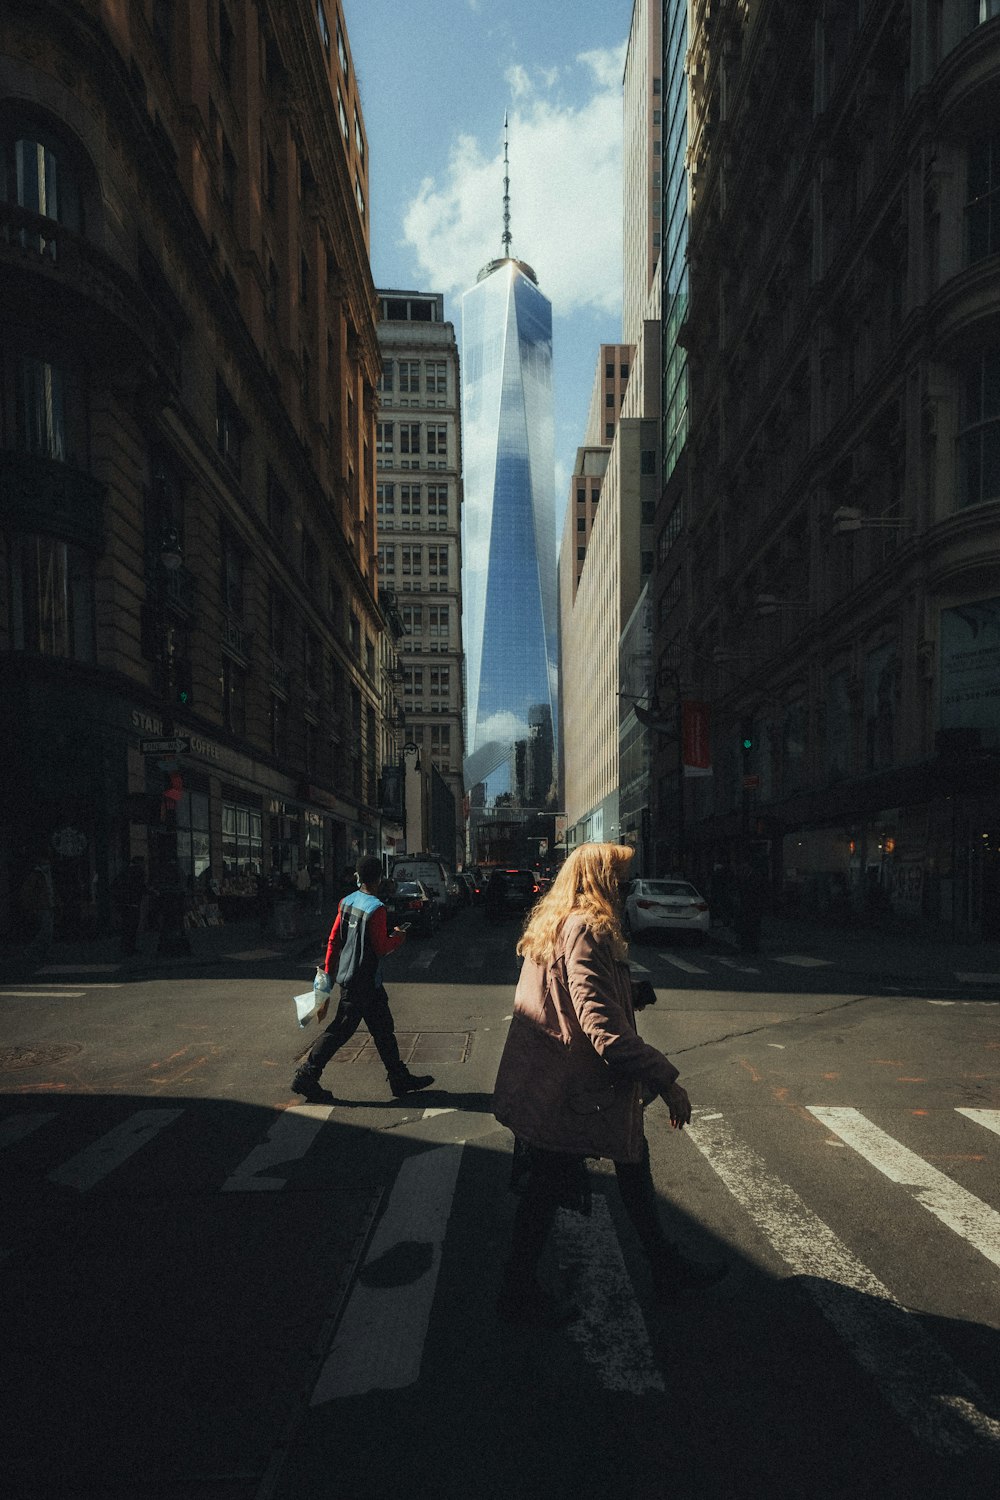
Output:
[114, 855, 148, 956]
[290, 854, 434, 1105]
[20, 850, 56, 965]
[492, 841, 725, 1328]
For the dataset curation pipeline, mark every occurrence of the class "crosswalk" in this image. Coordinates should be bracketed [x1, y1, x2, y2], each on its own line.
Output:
[2, 1097, 998, 1452]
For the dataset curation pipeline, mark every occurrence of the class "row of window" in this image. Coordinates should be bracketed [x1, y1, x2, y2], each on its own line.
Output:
[378, 544, 451, 577]
[378, 360, 449, 395]
[401, 604, 452, 635]
[377, 483, 449, 517]
[376, 422, 450, 456]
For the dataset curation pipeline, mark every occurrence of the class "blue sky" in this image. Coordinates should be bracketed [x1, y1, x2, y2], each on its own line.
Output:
[342, 0, 633, 533]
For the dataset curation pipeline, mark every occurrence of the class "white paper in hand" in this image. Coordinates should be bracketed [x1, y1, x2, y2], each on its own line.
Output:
[293, 992, 318, 1028]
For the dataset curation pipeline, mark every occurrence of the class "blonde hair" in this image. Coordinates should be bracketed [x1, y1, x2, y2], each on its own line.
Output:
[516, 842, 633, 965]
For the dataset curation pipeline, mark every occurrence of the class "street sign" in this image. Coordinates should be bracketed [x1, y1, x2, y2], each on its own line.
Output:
[742, 774, 761, 789]
[140, 737, 191, 755]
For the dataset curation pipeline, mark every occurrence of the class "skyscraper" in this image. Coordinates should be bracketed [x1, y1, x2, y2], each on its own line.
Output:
[461, 123, 558, 856]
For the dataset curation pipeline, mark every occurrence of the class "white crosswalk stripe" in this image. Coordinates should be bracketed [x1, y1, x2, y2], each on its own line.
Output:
[688, 1108, 1000, 1455]
[657, 951, 707, 973]
[47, 1110, 184, 1192]
[0, 1112, 57, 1150]
[808, 1106, 1000, 1270]
[221, 1103, 334, 1191]
[956, 1108, 1000, 1138]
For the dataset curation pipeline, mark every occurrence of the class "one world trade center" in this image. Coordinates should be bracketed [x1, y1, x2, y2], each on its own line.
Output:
[461, 121, 558, 849]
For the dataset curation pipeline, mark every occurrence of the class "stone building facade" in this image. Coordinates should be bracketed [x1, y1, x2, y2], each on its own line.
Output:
[651, 1, 1000, 937]
[0, 0, 386, 938]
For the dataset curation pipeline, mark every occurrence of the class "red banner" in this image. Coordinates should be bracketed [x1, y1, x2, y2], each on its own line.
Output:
[681, 700, 712, 776]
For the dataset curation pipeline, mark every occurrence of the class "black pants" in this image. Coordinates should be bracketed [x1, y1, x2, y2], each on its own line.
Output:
[504, 1137, 670, 1282]
[300, 982, 403, 1080]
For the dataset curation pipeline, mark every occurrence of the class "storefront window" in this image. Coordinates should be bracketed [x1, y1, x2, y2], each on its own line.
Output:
[175, 790, 210, 885]
[222, 799, 262, 877]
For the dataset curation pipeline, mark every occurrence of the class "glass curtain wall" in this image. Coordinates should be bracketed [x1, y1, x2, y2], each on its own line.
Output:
[461, 257, 558, 809]
[661, 0, 689, 485]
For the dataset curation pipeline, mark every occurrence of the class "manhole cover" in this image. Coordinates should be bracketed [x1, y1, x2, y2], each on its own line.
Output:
[0, 1042, 83, 1071]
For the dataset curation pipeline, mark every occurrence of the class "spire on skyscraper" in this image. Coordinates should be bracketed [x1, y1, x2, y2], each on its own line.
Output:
[502, 112, 512, 255]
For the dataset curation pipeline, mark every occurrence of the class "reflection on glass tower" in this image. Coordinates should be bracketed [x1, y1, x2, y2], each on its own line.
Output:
[461, 125, 558, 829]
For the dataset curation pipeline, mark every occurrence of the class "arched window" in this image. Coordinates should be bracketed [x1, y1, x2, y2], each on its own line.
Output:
[1, 120, 81, 232]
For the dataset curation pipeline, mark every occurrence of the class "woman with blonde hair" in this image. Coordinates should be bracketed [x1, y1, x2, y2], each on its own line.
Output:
[492, 842, 724, 1327]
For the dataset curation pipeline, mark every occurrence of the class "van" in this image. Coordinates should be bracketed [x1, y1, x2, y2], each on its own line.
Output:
[391, 857, 451, 918]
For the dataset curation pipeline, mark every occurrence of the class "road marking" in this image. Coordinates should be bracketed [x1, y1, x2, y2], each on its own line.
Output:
[688, 1109, 1000, 1454]
[557, 1195, 665, 1394]
[928, 1001, 955, 1006]
[0, 990, 85, 999]
[0, 1112, 57, 1150]
[411, 947, 438, 971]
[773, 954, 833, 968]
[310, 1142, 464, 1401]
[955, 973, 1000, 985]
[657, 952, 707, 974]
[628, 960, 651, 974]
[716, 957, 761, 973]
[956, 1109, 1000, 1139]
[807, 1107, 1000, 1271]
[47, 1109, 184, 1192]
[421, 1108, 456, 1119]
[221, 1103, 334, 1191]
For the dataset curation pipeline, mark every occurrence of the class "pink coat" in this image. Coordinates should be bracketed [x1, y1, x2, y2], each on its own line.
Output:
[492, 913, 680, 1164]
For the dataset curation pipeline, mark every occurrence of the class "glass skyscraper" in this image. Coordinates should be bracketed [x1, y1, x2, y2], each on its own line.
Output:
[461, 253, 558, 823]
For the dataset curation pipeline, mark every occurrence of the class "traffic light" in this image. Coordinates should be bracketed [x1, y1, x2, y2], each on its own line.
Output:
[740, 719, 754, 764]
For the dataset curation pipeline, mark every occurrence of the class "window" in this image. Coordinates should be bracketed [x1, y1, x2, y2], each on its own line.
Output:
[606, 393, 614, 407]
[215, 376, 242, 473]
[1, 120, 83, 247]
[377, 482, 395, 515]
[429, 604, 450, 637]
[221, 531, 244, 615]
[640, 449, 656, 475]
[958, 351, 1000, 508]
[605, 363, 614, 378]
[401, 483, 422, 516]
[428, 544, 448, 579]
[269, 586, 286, 659]
[378, 361, 394, 393]
[401, 545, 421, 575]
[430, 665, 450, 696]
[221, 131, 236, 214]
[16, 355, 83, 463]
[967, 133, 1000, 263]
[301, 528, 317, 590]
[971, 0, 1000, 24]
[9, 534, 94, 661]
[399, 361, 420, 393]
[316, 0, 330, 55]
[427, 484, 448, 517]
[222, 800, 262, 876]
[402, 604, 423, 634]
[267, 467, 290, 548]
[173, 788, 210, 885]
[355, 174, 364, 219]
[218, 4, 234, 84]
[376, 421, 394, 455]
[430, 724, 451, 767]
[577, 547, 586, 560]
[221, 656, 246, 736]
[577, 517, 586, 532]
[426, 424, 447, 458]
[399, 423, 420, 455]
[576, 487, 585, 503]
[621, 364, 629, 380]
[349, 610, 360, 655]
[366, 637, 375, 678]
[379, 544, 396, 575]
[426, 360, 447, 394]
[605, 423, 614, 440]
[336, 14, 348, 74]
[354, 108, 364, 163]
[337, 87, 348, 138]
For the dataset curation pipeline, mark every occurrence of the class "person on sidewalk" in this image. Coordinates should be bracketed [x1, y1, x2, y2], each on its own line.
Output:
[290, 854, 434, 1105]
[492, 841, 725, 1329]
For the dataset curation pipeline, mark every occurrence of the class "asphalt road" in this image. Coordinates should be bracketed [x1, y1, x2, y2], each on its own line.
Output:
[1, 908, 998, 1500]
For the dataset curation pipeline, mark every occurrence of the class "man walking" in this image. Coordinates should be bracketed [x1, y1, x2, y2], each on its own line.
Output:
[291, 855, 434, 1105]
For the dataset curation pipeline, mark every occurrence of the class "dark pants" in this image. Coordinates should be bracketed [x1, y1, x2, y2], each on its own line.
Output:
[299, 982, 403, 1080]
[504, 1137, 670, 1282]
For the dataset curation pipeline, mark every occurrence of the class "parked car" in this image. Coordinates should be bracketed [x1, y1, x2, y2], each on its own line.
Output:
[623, 878, 710, 943]
[485, 868, 542, 922]
[391, 857, 451, 920]
[384, 879, 439, 936]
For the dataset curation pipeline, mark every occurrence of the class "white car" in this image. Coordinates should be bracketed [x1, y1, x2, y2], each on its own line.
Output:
[623, 879, 710, 943]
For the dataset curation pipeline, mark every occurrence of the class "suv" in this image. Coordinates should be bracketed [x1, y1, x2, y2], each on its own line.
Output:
[485, 868, 541, 922]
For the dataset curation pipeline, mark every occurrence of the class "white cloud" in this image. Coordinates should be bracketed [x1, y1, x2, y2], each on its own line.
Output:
[401, 45, 625, 319]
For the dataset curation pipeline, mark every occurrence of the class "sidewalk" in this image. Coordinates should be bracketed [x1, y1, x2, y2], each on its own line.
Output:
[0, 907, 334, 984]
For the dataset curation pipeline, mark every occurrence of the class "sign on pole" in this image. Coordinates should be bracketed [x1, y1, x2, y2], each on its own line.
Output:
[139, 737, 191, 755]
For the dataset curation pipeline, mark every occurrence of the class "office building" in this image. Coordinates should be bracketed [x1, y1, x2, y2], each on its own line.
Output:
[461, 133, 558, 864]
[660, 1, 1000, 938]
[0, 0, 386, 938]
[376, 290, 465, 868]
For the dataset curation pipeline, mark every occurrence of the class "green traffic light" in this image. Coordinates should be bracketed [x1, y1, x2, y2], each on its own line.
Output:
[742, 737, 752, 751]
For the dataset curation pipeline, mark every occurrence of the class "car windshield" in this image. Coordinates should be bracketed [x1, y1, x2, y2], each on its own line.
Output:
[394, 883, 425, 897]
[640, 881, 700, 899]
[506, 872, 535, 890]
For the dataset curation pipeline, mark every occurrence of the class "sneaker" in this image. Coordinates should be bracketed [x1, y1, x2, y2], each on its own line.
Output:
[389, 1070, 435, 1098]
[291, 1073, 336, 1104]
